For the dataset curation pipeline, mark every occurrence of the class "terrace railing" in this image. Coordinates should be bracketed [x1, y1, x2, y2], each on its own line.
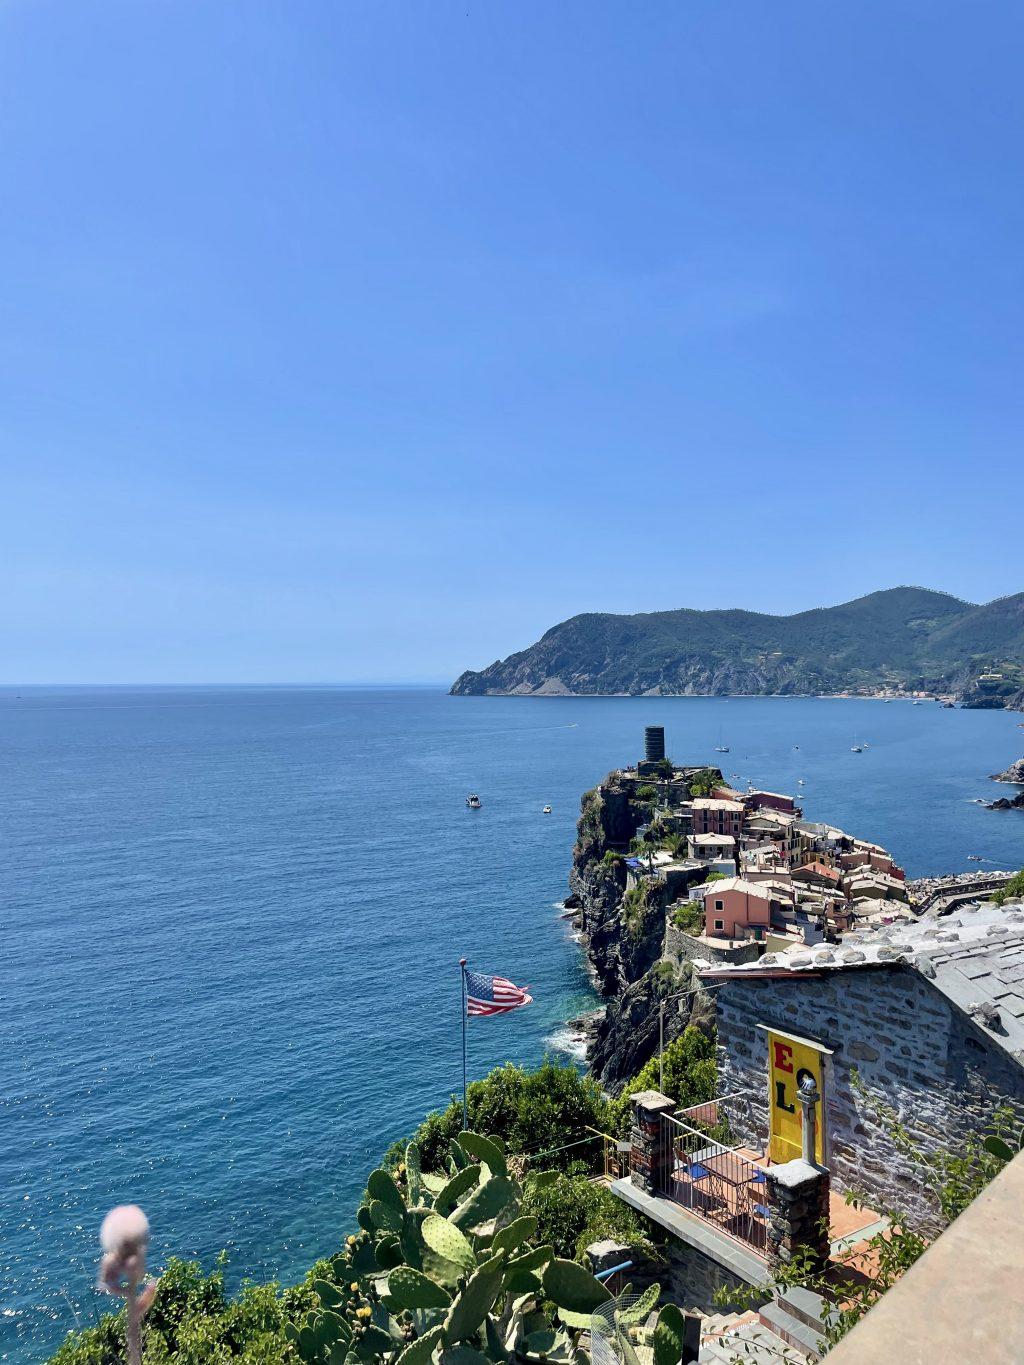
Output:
[631, 1097, 773, 1257]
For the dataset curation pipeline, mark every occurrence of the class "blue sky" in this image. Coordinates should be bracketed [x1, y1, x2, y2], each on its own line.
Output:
[1, 1, 1021, 683]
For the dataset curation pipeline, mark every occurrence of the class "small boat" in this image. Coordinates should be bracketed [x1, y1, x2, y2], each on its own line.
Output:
[542, 805, 552, 814]
[714, 726, 729, 753]
[851, 745, 863, 753]
[967, 855, 983, 862]
[912, 700, 922, 706]
[466, 794, 482, 809]
[797, 779, 805, 786]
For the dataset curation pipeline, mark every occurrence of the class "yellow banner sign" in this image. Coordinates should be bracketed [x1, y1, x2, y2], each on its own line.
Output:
[767, 1030, 826, 1164]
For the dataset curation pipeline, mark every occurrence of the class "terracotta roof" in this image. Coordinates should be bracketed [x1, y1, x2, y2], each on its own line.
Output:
[794, 861, 842, 883]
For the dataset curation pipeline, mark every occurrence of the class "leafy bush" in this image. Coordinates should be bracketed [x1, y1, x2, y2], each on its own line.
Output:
[522, 1163, 656, 1261]
[621, 881, 661, 942]
[993, 869, 1024, 906]
[49, 1254, 317, 1365]
[671, 901, 704, 934]
[606, 1028, 717, 1136]
[602, 849, 624, 865]
[388, 1059, 608, 1174]
[635, 784, 658, 801]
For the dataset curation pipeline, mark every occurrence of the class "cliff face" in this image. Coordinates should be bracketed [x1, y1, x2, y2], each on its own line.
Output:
[568, 770, 714, 1090]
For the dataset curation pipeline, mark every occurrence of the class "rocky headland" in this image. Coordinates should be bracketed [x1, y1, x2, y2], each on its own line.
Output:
[451, 586, 1024, 709]
[565, 765, 720, 1091]
[986, 755, 1024, 809]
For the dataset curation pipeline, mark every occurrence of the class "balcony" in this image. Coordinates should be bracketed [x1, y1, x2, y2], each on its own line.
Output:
[632, 1096, 774, 1257]
[608, 1092, 885, 1280]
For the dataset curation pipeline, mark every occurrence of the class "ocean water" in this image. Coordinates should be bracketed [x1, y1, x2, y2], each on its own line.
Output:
[2, 686, 1023, 1362]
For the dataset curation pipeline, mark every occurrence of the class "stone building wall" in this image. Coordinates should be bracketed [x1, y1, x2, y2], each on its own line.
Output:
[714, 964, 1024, 1235]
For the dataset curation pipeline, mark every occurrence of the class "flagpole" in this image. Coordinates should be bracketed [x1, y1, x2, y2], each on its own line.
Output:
[459, 958, 468, 1131]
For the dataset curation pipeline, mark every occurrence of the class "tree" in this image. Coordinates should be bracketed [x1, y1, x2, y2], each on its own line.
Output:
[606, 1028, 717, 1136]
[390, 1059, 608, 1174]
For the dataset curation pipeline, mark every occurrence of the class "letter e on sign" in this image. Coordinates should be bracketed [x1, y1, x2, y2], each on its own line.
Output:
[773, 1041, 794, 1073]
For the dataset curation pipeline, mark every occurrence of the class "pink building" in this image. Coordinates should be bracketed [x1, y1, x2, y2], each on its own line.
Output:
[691, 798, 745, 839]
[703, 877, 772, 940]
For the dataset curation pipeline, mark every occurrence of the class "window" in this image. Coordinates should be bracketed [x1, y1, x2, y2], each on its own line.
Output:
[714, 919, 724, 930]
[714, 899, 724, 911]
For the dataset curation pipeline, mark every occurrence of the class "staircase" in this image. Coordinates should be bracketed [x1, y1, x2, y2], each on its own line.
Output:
[699, 1287, 831, 1362]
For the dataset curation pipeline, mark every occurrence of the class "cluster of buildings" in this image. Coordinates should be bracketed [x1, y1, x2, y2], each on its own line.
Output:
[624, 733, 911, 956]
[600, 728, 1024, 1356]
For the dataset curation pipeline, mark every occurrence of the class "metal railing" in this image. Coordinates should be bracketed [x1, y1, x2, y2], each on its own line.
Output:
[631, 1100, 773, 1257]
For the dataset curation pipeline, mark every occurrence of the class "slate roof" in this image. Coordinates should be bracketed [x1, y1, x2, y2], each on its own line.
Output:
[700, 901, 1024, 1061]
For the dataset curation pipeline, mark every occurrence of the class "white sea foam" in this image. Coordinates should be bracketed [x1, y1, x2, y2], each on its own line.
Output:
[546, 1025, 589, 1062]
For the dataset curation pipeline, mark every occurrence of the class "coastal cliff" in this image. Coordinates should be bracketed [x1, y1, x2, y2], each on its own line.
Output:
[451, 586, 1024, 709]
[568, 769, 716, 1090]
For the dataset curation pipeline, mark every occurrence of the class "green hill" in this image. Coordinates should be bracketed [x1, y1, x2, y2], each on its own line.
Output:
[450, 587, 1024, 707]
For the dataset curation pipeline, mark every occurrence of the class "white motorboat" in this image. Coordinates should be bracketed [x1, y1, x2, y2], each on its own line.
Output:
[466, 793, 482, 809]
[542, 805, 552, 814]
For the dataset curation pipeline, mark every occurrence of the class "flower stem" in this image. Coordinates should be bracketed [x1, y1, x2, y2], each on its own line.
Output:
[126, 1281, 141, 1365]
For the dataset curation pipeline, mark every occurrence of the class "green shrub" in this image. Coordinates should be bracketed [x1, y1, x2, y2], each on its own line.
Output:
[671, 901, 704, 933]
[388, 1059, 608, 1174]
[49, 1255, 318, 1365]
[635, 784, 658, 801]
[993, 869, 1024, 906]
[606, 1028, 717, 1136]
[686, 768, 721, 798]
[522, 1164, 656, 1261]
[602, 849, 624, 864]
[621, 881, 660, 941]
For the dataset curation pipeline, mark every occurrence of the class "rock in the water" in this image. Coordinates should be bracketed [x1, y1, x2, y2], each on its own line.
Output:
[988, 791, 1024, 810]
[990, 757, 1024, 784]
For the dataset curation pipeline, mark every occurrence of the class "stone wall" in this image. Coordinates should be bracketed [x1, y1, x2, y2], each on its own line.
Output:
[664, 924, 762, 968]
[715, 964, 1024, 1235]
[662, 1239, 752, 1313]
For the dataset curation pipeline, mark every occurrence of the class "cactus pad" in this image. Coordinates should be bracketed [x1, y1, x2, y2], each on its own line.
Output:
[541, 1258, 611, 1314]
[421, 1214, 477, 1271]
[455, 1132, 507, 1177]
[387, 1265, 453, 1310]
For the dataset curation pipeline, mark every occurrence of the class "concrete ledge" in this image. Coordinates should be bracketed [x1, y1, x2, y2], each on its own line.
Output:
[825, 1150, 1024, 1363]
[609, 1177, 767, 1287]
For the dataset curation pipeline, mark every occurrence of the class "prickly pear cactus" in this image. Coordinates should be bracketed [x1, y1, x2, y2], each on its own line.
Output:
[290, 1132, 677, 1365]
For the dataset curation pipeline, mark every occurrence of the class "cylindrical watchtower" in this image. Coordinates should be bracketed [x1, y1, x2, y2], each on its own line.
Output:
[644, 726, 665, 762]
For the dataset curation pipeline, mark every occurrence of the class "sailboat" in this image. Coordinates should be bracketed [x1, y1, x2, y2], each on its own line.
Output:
[714, 724, 730, 754]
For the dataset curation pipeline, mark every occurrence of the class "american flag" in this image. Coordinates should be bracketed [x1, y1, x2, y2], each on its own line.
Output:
[465, 969, 533, 1017]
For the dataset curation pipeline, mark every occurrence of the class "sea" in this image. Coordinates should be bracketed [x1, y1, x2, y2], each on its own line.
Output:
[2, 686, 1023, 1362]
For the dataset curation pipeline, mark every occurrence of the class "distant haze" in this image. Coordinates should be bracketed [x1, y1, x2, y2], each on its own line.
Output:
[1, 2, 1022, 682]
